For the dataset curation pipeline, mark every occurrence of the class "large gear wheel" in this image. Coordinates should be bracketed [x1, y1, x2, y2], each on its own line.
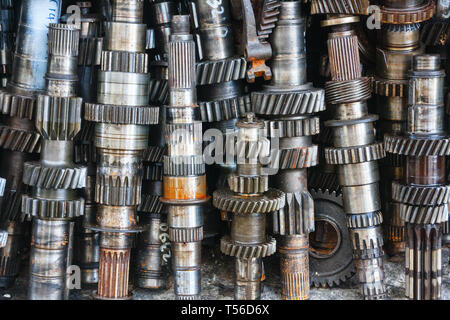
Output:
[309, 188, 355, 288]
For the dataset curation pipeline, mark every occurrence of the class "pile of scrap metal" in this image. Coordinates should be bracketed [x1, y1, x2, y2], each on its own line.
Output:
[0, 0, 448, 300]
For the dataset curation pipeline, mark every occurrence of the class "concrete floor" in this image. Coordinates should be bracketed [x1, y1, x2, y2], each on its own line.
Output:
[2, 245, 450, 300]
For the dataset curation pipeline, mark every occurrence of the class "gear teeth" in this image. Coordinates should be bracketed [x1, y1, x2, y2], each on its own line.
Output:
[48, 23, 80, 56]
[325, 77, 372, 104]
[169, 227, 203, 242]
[308, 171, 341, 195]
[23, 162, 87, 189]
[266, 117, 320, 138]
[347, 211, 383, 228]
[252, 87, 325, 116]
[95, 174, 142, 206]
[196, 57, 247, 85]
[78, 37, 103, 66]
[84, 103, 160, 125]
[270, 146, 319, 169]
[0, 90, 36, 119]
[228, 175, 269, 194]
[257, 0, 281, 40]
[328, 34, 361, 81]
[220, 236, 276, 259]
[400, 204, 449, 224]
[0, 125, 41, 153]
[392, 182, 450, 206]
[275, 191, 314, 235]
[351, 227, 384, 259]
[163, 155, 205, 176]
[310, 0, 370, 15]
[101, 50, 149, 73]
[148, 79, 169, 105]
[138, 194, 165, 214]
[0, 190, 26, 222]
[199, 95, 251, 122]
[36, 95, 83, 140]
[325, 142, 385, 165]
[380, 1, 435, 24]
[373, 78, 408, 97]
[384, 134, 450, 157]
[143, 163, 163, 181]
[22, 194, 85, 219]
[143, 146, 165, 163]
[213, 188, 285, 214]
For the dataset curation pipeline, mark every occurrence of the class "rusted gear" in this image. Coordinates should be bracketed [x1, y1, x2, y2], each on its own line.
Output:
[420, 19, 450, 46]
[309, 188, 355, 288]
[380, 1, 435, 24]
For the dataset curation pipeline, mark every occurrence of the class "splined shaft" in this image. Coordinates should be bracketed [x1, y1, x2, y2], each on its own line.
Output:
[0, 0, 62, 289]
[322, 15, 386, 300]
[162, 15, 207, 300]
[252, 0, 325, 300]
[84, 0, 159, 300]
[22, 23, 85, 300]
[384, 54, 448, 300]
[213, 113, 285, 300]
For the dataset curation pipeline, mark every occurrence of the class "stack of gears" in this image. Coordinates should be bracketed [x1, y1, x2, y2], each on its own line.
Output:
[375, 0, 434, 258]
[213, 112, 284, 300]
[0, 0, 449, 302]
[252, 0, 325, 300]
[384, 54, 448, 300]
[319, 14, 387, 299]
[22, 23, 85, 300]
[162, 15, 208, 300]
[70, 1, 104, 286]
[84, 0, 159, 300]
[0, 0, 61, 290]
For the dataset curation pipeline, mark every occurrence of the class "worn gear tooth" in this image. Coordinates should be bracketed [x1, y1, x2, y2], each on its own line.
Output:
[84, 103, 159, 125]
[256, 0, 281, 40]
[0, 125, 41, 153]
[220, 236, 276, 259]
[392, 182, 450, 206]
[325, 142, 386, 165]
[36, 95, 83, 140]
[199, 95, 251, 122]
[138, 194, 165, 214]
[346, 211, 383, 228]
[252, 87, 325, 116]
[148, 78, 169, 105]
[95, 174, 142, 206]
[325, 77, 372, 104]
[163, 155, 205, 176]
[196, 57, 247, 86]
[22, 162, 87, 189]
[380, 1, 435, 24]
[373, 78, 408, 97]
[310, 0, 370, 15]
[169, 227, 203, 242]
[400, 204, 448, 224]
[101, 50, 149, 73]
[143, 146, 165, 163]
[22, 194, 84, 219]
[0, 90, 36, 119]
[384, 134, 450, 157]
[78, 37, 103, 66]
[270, 146, 319, 169]
[275, 191, 315, 235]
[266, 117, 320, 138]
